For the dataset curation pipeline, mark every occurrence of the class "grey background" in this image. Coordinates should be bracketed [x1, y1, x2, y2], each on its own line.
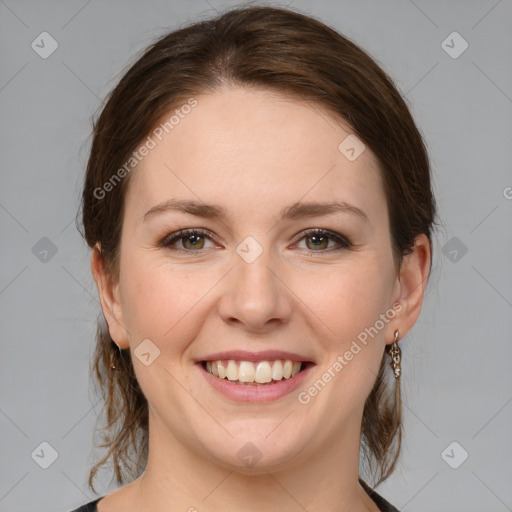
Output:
[1, 1, 511, 511]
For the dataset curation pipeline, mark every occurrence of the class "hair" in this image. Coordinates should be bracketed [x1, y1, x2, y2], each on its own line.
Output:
[79, 5, 437, 492]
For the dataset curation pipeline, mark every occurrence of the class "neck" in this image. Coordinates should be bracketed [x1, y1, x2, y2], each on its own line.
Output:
[123, 412, 378, 512]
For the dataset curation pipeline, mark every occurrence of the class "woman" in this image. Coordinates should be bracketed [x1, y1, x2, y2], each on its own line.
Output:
[71, 5, 435, 511]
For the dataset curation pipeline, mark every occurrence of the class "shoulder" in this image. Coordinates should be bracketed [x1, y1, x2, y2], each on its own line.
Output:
[360, 479, 401, 512]
[67, 497, 102, 512]
[68, 483, 400, 512]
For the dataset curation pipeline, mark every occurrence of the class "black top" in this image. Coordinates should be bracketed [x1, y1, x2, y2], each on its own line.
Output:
[69, 480, 399, 511]
[70, 499, 100, 512]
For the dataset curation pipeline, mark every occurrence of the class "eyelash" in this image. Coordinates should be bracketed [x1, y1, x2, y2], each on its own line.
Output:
[161, 228, 352, 255]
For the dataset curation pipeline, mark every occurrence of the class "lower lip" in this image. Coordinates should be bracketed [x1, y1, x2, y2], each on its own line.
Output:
[197, 363, 314, 402]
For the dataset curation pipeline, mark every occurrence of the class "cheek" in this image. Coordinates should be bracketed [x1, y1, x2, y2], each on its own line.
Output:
[118, 258, 212, 405]
[119, 254, 216, 351]
[300, 259, 393, 385]
[305, 260, 393, 336]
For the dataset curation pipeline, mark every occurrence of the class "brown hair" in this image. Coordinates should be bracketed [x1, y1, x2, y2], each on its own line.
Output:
[80, 5, 436, 491]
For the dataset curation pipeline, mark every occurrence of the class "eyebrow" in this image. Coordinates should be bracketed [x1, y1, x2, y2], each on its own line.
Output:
[143, 198, 369, 224]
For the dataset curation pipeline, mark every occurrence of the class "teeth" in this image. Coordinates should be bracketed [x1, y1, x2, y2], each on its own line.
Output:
[226, 360, 238, 381]
[204, 359, 304, 384]
[238, 361, 255, 382]
[272, 360, 283, 380]
[283, 360, 293, 379]
[217, 361, 226, 379]
[255, 361, 272, 383]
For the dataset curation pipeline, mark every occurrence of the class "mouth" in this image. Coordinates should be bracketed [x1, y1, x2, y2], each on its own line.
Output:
[200, 359, 315, 386]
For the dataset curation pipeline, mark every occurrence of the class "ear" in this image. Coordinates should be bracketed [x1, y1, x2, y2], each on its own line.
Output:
[389, 233, 431, 343]
[91, 244, 130, 349]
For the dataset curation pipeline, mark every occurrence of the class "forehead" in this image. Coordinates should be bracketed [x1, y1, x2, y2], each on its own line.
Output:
[125, 87, 385, 224]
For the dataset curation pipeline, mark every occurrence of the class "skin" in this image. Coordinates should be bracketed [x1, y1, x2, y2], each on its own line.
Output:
[92, 86, 431, 512]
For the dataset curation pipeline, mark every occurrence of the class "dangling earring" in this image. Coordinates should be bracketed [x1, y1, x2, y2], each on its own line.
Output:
[110, 343, 122, 371]
[389, 329, 401, 379]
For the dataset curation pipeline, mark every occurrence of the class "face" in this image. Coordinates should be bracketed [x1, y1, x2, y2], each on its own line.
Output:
[97, 86, 414, 474]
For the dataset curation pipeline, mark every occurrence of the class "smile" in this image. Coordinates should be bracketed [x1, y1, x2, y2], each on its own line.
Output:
[202, 359, 307, 385]
[198, 357, 315, 402]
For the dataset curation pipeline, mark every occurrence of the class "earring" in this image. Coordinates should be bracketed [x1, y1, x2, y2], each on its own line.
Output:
[389, 329, 401, 379]
[111, 343, 122, 371]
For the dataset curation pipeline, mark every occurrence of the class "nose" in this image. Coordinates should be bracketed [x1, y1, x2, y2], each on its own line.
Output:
[217, 247, 294, 333]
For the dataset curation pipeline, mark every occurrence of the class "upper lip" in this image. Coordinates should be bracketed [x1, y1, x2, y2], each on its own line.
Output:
[196, 350, 315, 363]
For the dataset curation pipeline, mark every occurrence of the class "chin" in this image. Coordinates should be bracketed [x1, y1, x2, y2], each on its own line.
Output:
[196, 424, 308, 474]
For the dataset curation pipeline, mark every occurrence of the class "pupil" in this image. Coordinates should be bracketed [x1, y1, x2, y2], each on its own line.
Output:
[186, 234, 202, 248]
[308, 234, 327, 250]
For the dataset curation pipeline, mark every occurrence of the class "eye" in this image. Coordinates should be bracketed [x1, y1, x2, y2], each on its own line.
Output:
[294, 228, 351, 253]
[162, 228, 218, 252]
[161, 227, 351, 255]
